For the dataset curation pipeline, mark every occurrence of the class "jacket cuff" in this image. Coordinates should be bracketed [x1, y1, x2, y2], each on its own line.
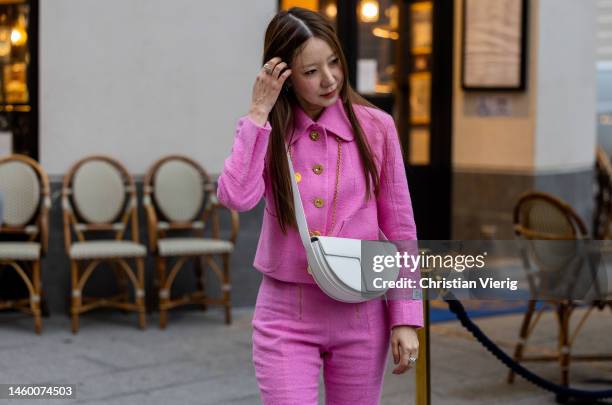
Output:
[387, 298, 424, 330]
[243, 115, 272, 133]
[225, 116, 272, 183]
[232, 116, 272, 155]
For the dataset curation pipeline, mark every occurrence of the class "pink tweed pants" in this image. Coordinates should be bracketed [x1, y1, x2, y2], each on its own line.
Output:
[252, 275, 390, 405]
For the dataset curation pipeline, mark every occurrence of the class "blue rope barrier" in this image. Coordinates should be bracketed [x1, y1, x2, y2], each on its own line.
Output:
[444, 296, 612, 401]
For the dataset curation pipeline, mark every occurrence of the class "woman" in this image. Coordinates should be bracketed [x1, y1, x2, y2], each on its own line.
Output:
[218, 7, 423, 404]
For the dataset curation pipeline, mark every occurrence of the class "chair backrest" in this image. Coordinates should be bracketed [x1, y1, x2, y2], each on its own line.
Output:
[594, 146, 612, 239]
[0, 154, 50, 231]
[144, 155, 213, 225]
[62, 155, 137, 242]
[513, 191, 591, 299]
[514, 191, 587, 240]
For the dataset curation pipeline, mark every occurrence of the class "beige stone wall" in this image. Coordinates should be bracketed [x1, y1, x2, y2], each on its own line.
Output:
[452, 0, 596, 174]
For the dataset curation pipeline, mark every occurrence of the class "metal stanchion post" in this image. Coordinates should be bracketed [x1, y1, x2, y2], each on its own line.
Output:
[415, 248, 431, 405]
[415, 294, 430, 405]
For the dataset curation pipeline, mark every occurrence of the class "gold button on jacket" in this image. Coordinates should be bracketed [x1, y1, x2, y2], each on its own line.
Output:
[312, 164, 323, 175]
[313, 197, 324, 208]
[309, 131, 320, 141]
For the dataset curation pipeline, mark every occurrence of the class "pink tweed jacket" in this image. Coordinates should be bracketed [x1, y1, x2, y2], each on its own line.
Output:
[218, 98, 423, 329]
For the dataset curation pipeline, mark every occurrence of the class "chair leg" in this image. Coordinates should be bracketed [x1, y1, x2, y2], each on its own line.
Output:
[156, 257, 168, 329]
[136, 258, 146, 330]
[222, 254, 232, 325]
[112, 262, 129, 313]
[508, 300, 536, 383]
[558, 302, 571, 387]
[31, 260, 42, 334]
[195, 256, 207, 311]
[70, 260, 81, 334]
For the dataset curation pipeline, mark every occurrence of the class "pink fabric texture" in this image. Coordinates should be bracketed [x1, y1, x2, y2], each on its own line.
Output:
[253, 275, 390, 405]
[217, 98, 423, 329]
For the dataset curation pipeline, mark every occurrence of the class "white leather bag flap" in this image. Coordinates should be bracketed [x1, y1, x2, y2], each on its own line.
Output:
[316, 236, 361, 259]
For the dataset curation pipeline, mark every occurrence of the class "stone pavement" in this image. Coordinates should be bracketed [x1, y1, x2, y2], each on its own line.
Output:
[0, 302, 611, 405]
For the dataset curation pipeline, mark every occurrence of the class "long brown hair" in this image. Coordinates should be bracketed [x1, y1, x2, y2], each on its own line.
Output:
[265, 7, 381, 233]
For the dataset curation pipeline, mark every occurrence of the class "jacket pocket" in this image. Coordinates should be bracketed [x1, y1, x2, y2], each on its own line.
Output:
[335, 206, 379, 240]
[253, 209, 285, 273]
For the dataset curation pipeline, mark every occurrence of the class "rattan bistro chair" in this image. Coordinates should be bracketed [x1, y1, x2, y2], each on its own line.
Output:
[0, 154, 50, 334]
[143, 155, 238, 328]
[508, 191, 612, 386]
[62, 156, 146, 333]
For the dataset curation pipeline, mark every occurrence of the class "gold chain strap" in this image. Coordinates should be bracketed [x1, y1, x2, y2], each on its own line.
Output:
[288, 137, 342, 235]
[329, 139, 341, 234]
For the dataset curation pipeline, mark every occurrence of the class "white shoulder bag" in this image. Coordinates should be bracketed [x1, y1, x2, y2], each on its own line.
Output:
[286, 144, 399, 303]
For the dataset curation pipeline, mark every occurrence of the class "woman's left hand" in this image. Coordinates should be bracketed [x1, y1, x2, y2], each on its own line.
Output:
[390, 326, 419, 374]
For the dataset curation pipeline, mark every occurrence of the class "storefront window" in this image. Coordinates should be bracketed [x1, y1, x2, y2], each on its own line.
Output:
[280, 0, 337, 29]
[0, 0, 35, 158]
[407, 1, 433, 166]
[0, 1, 30, 110]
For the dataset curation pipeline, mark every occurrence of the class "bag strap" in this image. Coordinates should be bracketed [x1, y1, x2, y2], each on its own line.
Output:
[286, 150, 315, 250]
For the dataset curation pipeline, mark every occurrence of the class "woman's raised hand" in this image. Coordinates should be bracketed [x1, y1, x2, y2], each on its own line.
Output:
[248, 57, 292, 126]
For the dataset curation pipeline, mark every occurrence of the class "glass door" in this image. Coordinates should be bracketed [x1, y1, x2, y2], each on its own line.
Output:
[280, 0, 338, 28]
[355, 0, 398, 113]
[0, 0, 37, 158]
